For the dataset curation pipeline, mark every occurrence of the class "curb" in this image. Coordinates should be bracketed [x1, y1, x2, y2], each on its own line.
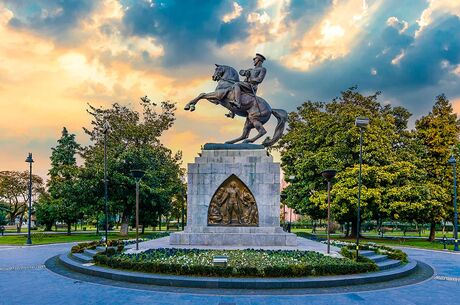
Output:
[58, 253, 418, 289]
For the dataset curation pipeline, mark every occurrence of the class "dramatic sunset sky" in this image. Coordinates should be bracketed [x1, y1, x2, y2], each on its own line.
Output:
[1, 0, 460, 179]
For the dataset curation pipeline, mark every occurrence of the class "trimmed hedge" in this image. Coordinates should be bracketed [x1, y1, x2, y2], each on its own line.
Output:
[93, 248, 378, 278]
[70, 232, 170, 254]
[338, 243, 408, 263]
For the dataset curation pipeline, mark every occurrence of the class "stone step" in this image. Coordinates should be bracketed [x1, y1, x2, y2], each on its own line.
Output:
[83, 249, 99, 257]
[376, 259, 401, 270]
[366, 254, 388, 263]
[358, 250, 375, 257]
[95, 246, 116, 252]
[71, 253, 93, 264]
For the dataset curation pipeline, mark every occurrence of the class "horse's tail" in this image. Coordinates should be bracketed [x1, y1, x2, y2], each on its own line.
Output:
[262, 108, 288, 147]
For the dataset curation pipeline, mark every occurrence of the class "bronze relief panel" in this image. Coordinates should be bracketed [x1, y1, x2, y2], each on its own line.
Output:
[207, 174, 259, 226]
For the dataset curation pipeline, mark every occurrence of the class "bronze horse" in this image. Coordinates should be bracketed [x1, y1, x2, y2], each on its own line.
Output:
[184, 65, 287, 146]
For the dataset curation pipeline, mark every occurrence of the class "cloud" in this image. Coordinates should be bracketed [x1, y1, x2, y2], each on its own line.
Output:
[121, 0, 255, 66]
[4, 0, 99, 43]
[222, 1, 243, 23]
[281, 0, 382, 71]
[264, 0, 460, 118]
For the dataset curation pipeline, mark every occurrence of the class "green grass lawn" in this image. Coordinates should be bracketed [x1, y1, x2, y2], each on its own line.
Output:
[0, 232, 158, 246]
[305, 233, 456, 251]
[291, 227, 455, 238]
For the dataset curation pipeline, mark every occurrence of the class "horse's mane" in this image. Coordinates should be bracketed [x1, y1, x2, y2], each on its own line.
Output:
[221, 65, 240, 82]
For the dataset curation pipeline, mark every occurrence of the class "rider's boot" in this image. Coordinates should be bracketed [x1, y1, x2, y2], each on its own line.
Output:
[229, 89, 242, 108]
[229, 99, 241, 108]
[225, 111, 235, 118]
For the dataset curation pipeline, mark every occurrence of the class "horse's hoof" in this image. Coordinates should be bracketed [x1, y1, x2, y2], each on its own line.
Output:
[184, 105, 190, 111]
[190, 105, 196, 112]
[242, 140, 251, 144]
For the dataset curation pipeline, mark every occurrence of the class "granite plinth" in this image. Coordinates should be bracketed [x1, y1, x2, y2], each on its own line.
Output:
[170, 231, 298, 246]
[170, 146, 297, 247]
[203, 142, 264, 150]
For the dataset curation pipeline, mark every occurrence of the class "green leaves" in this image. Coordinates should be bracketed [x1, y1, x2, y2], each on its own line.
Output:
[278, 89, 459, 240]
[79, 97, 184, 230]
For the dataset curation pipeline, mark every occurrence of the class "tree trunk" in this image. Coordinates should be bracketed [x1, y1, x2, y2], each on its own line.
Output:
[120, 213, 129, 236]
[345, 222, 350, 237]
[428, 222, 436, 241]
[16, 214, 24, 233]
[67, 223, 71, 235]
[141, 224, 145, 234]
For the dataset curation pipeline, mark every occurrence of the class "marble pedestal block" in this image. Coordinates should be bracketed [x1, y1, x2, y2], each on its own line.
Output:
[170, 143, 297, 247]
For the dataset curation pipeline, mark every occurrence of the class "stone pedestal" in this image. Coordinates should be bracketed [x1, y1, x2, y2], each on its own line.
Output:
[170, 143, 297, 247]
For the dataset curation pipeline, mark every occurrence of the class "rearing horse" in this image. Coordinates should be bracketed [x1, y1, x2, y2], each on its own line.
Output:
[184, 64, 287, 146]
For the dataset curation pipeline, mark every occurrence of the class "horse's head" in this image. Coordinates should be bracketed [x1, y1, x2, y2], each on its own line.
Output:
[212, 64, 225, 81]
[212, 64, 239, 82]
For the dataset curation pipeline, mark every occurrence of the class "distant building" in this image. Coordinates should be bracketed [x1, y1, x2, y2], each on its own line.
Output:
[280, 171, 301, 223]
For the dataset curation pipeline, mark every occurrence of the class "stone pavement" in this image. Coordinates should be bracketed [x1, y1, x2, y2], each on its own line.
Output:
[125, 236, 341, 256]
[0, 243, 459, 305]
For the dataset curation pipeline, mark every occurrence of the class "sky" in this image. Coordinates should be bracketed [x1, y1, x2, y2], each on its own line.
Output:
[1, 0, 460, 179]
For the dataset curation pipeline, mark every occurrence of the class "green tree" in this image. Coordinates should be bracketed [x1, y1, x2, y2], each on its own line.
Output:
[34, 193, 59, 231]
[80, 96, 183, 235]
[0, 171, 44, 232]
[414, 94, 460, 241]
[47, 127, 81, 234]
[277, 88, 419, 237]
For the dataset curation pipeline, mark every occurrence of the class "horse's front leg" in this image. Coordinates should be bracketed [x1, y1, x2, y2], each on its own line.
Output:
[184, 93, 206, 112]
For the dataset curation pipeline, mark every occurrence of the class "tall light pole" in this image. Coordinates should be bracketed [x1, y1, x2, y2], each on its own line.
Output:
[287, 175, 296, 233]
[103, 121, 110, 246]
[321, 169, 337, 254]
[25, 153, 34, 245]
[131, 169, 145, 251]
[355, 117, 369, 260]
[448, 155, 459, 251]
[180, 175, 186, 231]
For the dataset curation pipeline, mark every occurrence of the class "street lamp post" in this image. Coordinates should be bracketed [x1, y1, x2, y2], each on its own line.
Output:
[448, 155, 459, 252]
[321, 169, 337, 254]
[25, 153, 34, 245]
[355, 117, 369, 260]
[180, 176, 186, 231]
[103, 121, 110, 247]
[130, 169, 145, 251]
[287, 175, 296, 233]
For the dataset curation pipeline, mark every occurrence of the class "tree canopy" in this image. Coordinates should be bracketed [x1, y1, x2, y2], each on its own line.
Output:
[277, 88, 459, 240]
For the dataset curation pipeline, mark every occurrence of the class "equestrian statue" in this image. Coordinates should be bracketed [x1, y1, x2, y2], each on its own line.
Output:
[184, 54, 287, 147]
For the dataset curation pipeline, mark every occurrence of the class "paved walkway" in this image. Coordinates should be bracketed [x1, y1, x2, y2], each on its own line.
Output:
[125, 236, 341, 256]
[0, 243, 459, 305]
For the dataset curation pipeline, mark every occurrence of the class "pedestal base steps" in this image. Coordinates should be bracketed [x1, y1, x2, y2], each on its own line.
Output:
[170, 227, 297, 246]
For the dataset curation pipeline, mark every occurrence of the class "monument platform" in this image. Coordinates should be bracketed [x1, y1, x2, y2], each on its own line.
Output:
[170, 143, 298, 247]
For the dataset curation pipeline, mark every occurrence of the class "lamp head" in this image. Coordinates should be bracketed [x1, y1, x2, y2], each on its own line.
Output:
[355, 117, 370, 128]
[321, 169, 337, 181]
[103, 121, 110, 134]
[25, 153, 34, 163]
[130, 169, 145, 181]
[448, 155, 457, 165]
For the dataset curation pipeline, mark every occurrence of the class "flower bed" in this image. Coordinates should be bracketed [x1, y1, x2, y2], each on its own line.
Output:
[93, 248, 378, 277]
